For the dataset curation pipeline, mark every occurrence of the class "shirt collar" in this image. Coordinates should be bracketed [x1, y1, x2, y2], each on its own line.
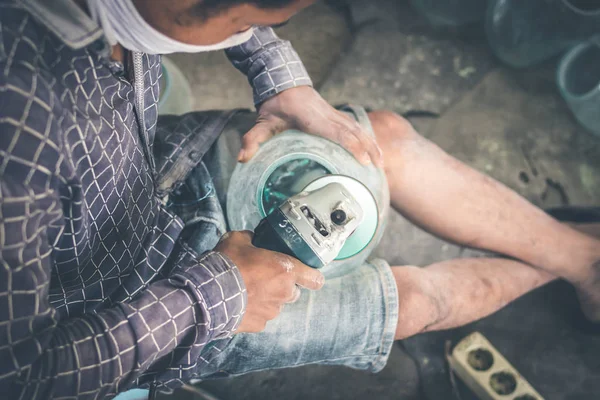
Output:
[20, 0, 105, 49]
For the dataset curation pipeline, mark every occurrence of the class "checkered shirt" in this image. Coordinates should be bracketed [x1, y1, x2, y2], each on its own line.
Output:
[0, 0, 313, 398]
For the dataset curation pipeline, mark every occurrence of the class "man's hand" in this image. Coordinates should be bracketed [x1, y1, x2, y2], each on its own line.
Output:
[237, 86, 384, 168]
[215, 231, 325, 333]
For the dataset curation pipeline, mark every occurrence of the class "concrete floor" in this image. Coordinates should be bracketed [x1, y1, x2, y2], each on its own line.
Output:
[162, 1, 600, 399]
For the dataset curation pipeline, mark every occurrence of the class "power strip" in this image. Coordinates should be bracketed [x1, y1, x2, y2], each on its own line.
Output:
[448, 332, 544, 400]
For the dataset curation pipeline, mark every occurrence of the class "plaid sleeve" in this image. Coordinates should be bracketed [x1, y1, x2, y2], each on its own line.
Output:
[0, 66, 246, 399]
[226, 26, 313, 105]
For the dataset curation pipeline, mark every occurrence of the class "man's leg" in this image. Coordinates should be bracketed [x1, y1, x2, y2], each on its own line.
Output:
[393, 258, 554, 339]
[368, 110, 600, 321]
[566, 223, 600, 238]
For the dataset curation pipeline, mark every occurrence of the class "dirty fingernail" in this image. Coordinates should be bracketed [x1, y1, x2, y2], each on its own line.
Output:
[237, 150, 246, 162]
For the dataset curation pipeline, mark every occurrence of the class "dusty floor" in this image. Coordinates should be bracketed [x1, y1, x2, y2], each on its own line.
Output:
[162, 1, 600, 399]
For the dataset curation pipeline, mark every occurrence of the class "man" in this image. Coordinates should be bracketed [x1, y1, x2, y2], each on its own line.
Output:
[0, 0, 598, 398]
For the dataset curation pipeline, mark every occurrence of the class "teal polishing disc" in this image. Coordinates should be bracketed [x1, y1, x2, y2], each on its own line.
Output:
[258, 157, 378, 261]
[260, 158, 332, 217]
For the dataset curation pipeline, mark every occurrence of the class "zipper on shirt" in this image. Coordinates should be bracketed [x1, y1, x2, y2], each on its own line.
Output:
[132, 51, 156, 173]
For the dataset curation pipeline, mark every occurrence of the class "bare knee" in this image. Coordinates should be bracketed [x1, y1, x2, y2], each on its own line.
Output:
[368, 110, 419, 149]
[392, 266, 445, 340]
[368, 111, 424, 184]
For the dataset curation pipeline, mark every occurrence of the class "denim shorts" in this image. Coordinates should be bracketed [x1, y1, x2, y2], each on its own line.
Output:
[171, 106, 399, 380]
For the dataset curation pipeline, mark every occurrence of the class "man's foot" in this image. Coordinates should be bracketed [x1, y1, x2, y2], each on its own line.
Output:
[575, 260, 600, 323]
[571, 222, 600, 323]
[548, 208, 600, 324]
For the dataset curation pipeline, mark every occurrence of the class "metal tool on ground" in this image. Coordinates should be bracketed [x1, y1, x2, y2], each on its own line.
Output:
[252, 175, 376, 268]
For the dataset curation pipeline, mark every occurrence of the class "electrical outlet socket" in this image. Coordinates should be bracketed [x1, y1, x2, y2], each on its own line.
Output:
[448, 332, 544, 400]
